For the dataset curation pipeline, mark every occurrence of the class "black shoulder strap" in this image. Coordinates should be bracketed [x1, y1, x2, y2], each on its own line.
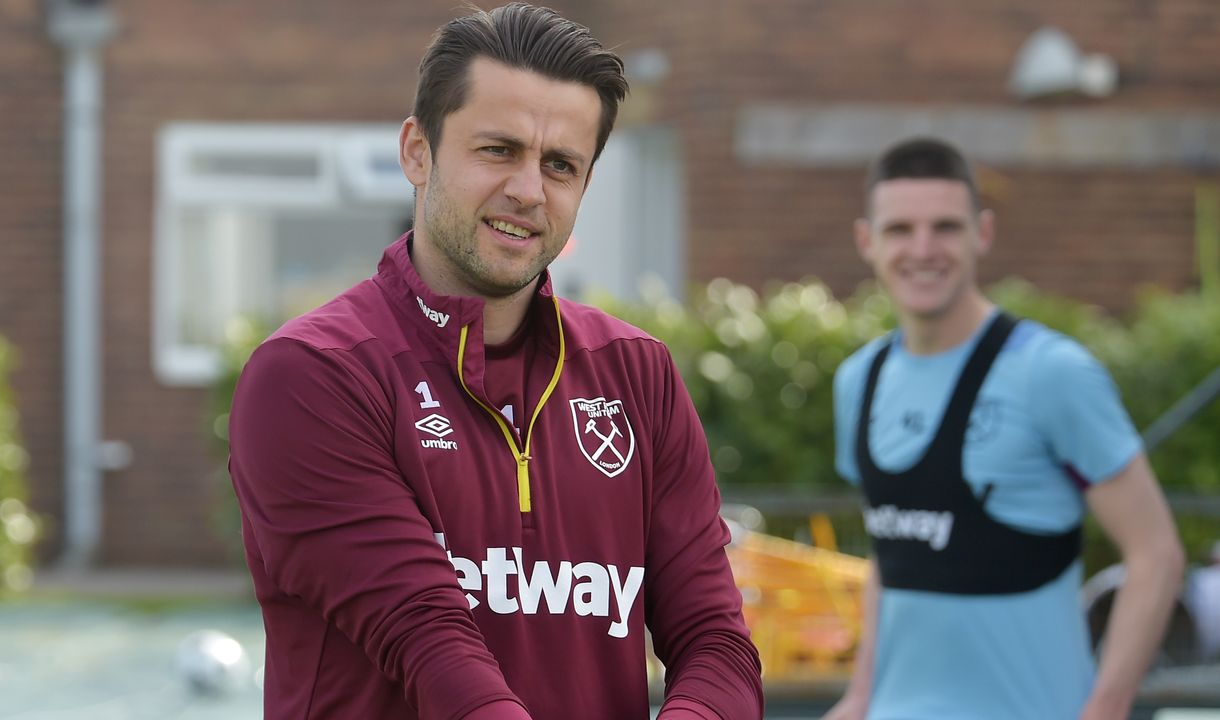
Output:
[934, 312, 1018, 447]
[856, 338, 894, 466]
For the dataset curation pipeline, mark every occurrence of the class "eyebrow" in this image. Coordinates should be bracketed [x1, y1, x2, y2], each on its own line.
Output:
[473, 132, 589, 170]
[880, 215, 968, 231]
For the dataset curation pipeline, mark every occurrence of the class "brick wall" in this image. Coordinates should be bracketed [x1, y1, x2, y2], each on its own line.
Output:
[3, 0, 1217, 566]
[585, 0, 1219, 305]
[0, 0, 64, 564]
[96, 0, 501, 565]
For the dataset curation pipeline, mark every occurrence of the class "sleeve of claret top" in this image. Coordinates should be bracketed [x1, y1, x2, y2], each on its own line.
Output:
[643, 348, 764, 720]
[229, 338, 526, 720]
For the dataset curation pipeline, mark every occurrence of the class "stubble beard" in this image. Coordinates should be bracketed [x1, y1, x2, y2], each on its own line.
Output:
[421, 167, 554, 299]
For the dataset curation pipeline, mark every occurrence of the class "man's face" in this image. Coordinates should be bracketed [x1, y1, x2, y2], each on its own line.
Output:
[855, 179, 994, 321]
[400, 57, 601, 299]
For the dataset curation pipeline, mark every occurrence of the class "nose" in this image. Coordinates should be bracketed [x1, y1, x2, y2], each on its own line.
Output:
[504, 162, 545, 209]
[910, 225, 936, 257]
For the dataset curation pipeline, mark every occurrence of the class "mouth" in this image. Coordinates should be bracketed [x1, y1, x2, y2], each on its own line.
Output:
[485, 218, 539, 242]
[901, 268, 946, 283]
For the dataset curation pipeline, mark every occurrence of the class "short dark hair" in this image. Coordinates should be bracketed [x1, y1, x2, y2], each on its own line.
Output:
[413, 3, 628, 165]
[866, 137, 980, 212]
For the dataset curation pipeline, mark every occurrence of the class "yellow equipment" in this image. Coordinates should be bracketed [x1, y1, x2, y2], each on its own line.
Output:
[726, 517, 869, 681]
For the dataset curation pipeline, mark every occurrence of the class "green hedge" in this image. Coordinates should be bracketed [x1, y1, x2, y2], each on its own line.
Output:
[1100, 287, 1220, 493]
[602, 278, 892, 488]
[210, 281, 1220, 564]
[989, 282, 1220, 569]
[605, 278, 1218, 491]
[210, 318, 271, 562]
[0, 336, 37, 594]
[602, 278, 1220, 565]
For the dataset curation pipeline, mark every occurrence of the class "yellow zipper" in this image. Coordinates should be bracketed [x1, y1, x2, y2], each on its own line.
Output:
[456, 296, 566, 513]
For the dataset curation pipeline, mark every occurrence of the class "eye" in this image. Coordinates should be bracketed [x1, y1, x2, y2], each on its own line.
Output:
[481, 146, 511, 157]
[545, 158, 576, 175]
[882, 222, 913, 238]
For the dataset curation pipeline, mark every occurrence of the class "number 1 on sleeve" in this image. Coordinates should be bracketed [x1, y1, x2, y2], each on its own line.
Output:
[415, 381, 441, 409]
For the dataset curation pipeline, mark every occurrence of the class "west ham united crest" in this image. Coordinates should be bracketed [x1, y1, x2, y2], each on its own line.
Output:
[569, 397, 635, 478]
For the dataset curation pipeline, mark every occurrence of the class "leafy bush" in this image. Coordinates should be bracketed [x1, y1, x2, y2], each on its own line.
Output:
[1100, 288, 1220, 494]
[609, 278, 1219, 482]
[209, 318, 270, 562]
[982, 280, 1220, 500]
[993, 283, 1220, 563]
[207, 280, 1220, 564]
[605, 276, 1123, 488]
[0, 336, 37, 594]
[603, 277, 893, 488]
[603, 277, 1220, 564]
[1085, 288, 1220, 568]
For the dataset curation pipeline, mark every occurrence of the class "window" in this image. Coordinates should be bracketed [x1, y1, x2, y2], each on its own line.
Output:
[550, 127, 684, 302]
[153, 123, 413, 385]
[152, 123, 685, 385]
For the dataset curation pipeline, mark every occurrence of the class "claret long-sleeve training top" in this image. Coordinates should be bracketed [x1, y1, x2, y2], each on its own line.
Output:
[229, 234, 763, 720]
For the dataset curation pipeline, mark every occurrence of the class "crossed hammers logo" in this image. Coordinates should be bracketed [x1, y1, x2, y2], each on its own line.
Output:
[570, 398, 635, 478]
[584, 418, 627, 466]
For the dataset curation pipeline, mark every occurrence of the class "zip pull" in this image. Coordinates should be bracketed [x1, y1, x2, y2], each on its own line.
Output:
[454, 297, 566, 517]
[517, 456, 532, 513]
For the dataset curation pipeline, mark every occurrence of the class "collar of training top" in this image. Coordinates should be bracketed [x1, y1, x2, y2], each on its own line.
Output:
[373, 232, 561, 355]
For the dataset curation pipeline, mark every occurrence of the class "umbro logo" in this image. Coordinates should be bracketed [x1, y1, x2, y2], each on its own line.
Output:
[416, 413, 453, 437]
[416, 413, 457, 450]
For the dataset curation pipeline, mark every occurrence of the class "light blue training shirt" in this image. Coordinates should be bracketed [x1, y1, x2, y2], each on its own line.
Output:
[833, 314, 1142, 720]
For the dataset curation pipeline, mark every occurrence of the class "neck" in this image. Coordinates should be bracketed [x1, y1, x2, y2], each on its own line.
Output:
[900, 291, 994, 355]
[480, 290, 535, 345]
[409, 233, 537, 346]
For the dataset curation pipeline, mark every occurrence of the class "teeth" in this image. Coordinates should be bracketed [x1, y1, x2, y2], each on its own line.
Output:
[489, 219, 532, 238]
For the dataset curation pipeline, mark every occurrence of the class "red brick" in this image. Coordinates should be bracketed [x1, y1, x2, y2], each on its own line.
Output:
[2, 0, 1217, 566]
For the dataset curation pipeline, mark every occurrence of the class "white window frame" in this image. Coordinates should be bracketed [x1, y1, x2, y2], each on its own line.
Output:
[152, 122, 411, 385]
[551, 126, 685, 302]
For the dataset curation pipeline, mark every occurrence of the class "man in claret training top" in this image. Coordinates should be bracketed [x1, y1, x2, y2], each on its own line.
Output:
[227, 4, 763, 719]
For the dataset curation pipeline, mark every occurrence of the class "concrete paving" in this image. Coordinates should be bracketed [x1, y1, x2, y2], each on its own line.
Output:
[3, 570, 1218, 719]
[0, 597, 264, 720]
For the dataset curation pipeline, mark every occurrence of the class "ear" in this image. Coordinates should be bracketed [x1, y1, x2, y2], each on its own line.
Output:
[853, 217, 874, 263]
[399, 116, 432, 188]
[976, 208, 996, 257]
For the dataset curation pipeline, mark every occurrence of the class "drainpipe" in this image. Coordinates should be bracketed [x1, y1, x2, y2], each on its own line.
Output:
[47, 0, 118, 569]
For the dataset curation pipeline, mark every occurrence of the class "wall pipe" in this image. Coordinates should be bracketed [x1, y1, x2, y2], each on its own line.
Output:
[48, 0, 117, 569]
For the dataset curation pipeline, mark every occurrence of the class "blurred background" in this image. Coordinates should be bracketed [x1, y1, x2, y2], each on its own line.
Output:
[1, 0, 1218, 717]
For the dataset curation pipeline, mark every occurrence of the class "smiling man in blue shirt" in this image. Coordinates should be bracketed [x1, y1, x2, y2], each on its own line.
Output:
[824, 138, 1184, 720]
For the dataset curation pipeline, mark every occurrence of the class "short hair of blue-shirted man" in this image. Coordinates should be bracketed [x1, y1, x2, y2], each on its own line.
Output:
[864, 137, 982, 216]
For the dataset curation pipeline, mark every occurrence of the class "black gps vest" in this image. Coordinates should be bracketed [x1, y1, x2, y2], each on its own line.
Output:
[856, 312, 1081, 595]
